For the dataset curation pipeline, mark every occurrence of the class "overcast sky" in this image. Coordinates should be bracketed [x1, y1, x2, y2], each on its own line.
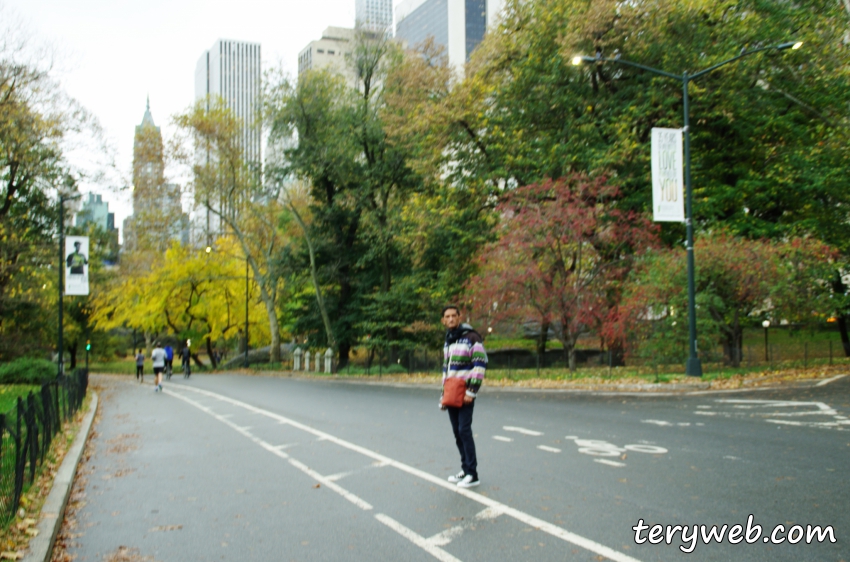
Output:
[5, 0, 382, 231]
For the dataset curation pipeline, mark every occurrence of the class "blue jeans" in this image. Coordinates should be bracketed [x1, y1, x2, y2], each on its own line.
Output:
[448, 401, 477, 479]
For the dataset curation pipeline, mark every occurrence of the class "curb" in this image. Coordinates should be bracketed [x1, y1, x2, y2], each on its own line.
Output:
[23, 391, 98, 562]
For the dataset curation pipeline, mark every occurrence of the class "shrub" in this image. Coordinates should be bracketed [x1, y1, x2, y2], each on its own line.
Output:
[0, 358, 57, 385]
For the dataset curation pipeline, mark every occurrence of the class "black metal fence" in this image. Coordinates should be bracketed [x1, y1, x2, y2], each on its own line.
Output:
[0, 369, 88, 523]
[318, 338, 849, 377]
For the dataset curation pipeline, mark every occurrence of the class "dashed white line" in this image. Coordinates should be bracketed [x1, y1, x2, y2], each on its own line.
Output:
[492, 435, 513, 442]
[642, 420, 673, 426]
[594, 459, 626, 467]
[375, 513, 462, 562]
[537, 445, 561, 453]
[167, 384, 643, 562]
[815, 374, 847, 387]
[503, 426, 544, 436]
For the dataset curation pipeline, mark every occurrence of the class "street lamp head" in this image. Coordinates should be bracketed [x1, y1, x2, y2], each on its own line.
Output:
[762, 320, 770, 328]
[775, 41, 803, 51]
[792, 41, 803, 50]
[205, 246, 212, 254]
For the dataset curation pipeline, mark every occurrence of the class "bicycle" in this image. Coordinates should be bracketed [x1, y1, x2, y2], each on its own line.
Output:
[165, 361, 173, 380]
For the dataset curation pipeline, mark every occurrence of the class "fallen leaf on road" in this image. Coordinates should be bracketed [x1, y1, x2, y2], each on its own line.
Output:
[313, 484, 320, 489]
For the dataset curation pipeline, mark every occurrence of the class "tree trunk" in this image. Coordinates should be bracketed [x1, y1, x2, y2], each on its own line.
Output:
[536, 321, 549, 356]
[838, 314, 850, 358]
[206, 338, 217, 369]
[68, 343, 77, 369]
[831, 271, 850, 357]
[338, 341, 351, 369]
[288, 203, 336, 355]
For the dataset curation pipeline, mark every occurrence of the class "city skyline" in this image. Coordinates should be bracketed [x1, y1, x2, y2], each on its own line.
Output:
[4, 0, 505, 237]
[3, 0, 363, 235]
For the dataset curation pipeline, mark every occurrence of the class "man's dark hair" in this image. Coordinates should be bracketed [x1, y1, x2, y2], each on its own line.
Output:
[441, 305, 460, 317]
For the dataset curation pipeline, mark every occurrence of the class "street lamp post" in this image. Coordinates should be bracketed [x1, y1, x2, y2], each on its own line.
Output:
[762, 320, 770, 362]
[58, 191, 81, 377]
[573, 41, 802, 377]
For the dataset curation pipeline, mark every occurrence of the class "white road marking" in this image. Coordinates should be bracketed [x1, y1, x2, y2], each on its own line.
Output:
[503, 426, 544, 436]
[696, 405, 712, 409]
[594, 459, 626, 467]
[428, 507, 505, 547]
[164, 389, 373, 511]
[564, 435, 578, 440]
[624, 444, 667, 454]
[765, 419, 850, 430]
[717, 399, 837, 416]
[815, 374, 847, 387]
[375, 513, 463, 562]
[537, 445, 561, 453]
[694, 411, 717, 416]
[723, 456, 740, 460]
[677, 423, 691, 426]
[492, 435, 513, 442]
[325, 471, 353, 482]
[167, 384, 643, 562]
[642, 420, 672, 426]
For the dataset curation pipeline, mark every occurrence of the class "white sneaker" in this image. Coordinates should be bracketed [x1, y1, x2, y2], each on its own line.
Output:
[447, 471, 465, 484]
[457, 474, 480, 488]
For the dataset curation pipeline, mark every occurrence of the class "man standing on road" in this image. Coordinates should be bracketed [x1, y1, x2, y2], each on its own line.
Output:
[440, 305, 487, 489]
[151, 342, 166, 392]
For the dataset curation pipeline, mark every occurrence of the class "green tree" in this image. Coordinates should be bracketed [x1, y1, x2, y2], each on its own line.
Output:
[173, 98, 285, 363]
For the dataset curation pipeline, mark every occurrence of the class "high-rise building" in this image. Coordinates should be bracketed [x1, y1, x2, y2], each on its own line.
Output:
[395, 0, 504, 68]
[76, 193, 120, 264]
[195, 39, 262, 166]
[298, 27, 359, 88]
[123, 98, 186, 255]
[194, 39, 262, 246]
[356, 0, 393, 33]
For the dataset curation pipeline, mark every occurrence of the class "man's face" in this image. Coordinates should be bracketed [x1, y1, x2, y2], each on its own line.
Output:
[441, 308, 461, 330]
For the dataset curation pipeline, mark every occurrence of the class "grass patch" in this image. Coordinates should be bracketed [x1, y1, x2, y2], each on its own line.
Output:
[0, 385, 39, 414]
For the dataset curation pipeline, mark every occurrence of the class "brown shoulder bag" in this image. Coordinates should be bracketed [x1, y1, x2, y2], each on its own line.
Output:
[441, 377, 467, 408]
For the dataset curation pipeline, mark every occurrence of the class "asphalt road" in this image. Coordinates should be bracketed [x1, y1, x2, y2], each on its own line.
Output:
[57, 373, 849, 561]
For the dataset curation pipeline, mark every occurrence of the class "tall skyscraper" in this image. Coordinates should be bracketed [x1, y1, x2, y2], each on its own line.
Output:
[123, 98, 185, 256]
[194, 39, 262, 246]
[298, 27, 359, 88]
[195, 39, 262, 166]
[395, 0, 503, 68]
[356, 0, 393, 33]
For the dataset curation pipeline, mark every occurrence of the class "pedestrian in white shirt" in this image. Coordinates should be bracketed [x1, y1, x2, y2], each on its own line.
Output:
[151, 342, 167, 392]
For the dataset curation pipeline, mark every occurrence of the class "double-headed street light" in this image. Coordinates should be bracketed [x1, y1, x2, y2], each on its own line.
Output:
[573, 41, 802, 377]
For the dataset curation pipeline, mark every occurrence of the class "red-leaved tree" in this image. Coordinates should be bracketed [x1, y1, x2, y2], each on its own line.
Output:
[466, 174, 659, 370]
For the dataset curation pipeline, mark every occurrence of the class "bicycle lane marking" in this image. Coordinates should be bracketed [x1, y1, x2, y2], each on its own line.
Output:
[166, 384, 643, 562]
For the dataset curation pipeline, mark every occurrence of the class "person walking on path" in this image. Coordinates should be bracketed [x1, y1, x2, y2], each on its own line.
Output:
[151, 342, 166, 392]
[164, 344, 174, 379]
[181, 344, 191, 378]
[440, 305, 487, 489]
[135, 350, 144, 382]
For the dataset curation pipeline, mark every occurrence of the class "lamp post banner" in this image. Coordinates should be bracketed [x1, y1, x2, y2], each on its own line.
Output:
[651, 127, 685, 222]
[65, 236, 90, 296]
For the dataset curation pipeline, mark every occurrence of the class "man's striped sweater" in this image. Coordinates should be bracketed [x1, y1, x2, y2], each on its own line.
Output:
[442, 323, 487, 398]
